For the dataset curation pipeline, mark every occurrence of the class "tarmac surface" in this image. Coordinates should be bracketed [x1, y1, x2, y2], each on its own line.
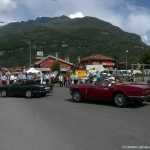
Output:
[0, 85, 150, 150]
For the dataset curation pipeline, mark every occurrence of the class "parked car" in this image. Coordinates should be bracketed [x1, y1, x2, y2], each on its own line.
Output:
[70, 78, 150, 107]
[0, 80, 53, 98]
[112, 70, 129, 77]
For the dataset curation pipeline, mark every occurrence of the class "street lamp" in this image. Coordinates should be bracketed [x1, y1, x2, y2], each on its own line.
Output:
[126, 49, 128, 78]
[27, 41, 31, 68]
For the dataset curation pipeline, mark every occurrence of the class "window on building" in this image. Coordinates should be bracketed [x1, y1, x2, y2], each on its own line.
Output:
[60, 65, 62, 68]
[63, 65, 66, 68]
[45, 65, 48, 68]
[46, 59, 48, 62]
[50, 58, 52, 62]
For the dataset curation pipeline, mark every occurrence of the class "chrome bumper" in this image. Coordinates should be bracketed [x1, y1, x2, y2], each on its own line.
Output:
[128, 95, 150, 100]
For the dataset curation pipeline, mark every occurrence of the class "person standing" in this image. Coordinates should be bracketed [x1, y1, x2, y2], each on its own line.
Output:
[84, 71, 89, 84]
[127, 69, 135, 82]
[73, 73, 79, 84]
[67, 76, 71, 88]
[14, 75, 17, 84]
[27, 72, 33, 84]
[0, 75, 1, 86]
[70, 72, 74, 85]
[96, 70, 101, 79]
[89, 73, 93, 83]
[45, 72, 50, 85]
[37, 72, 41, 84]
[17, 72, 22, 81]
[51, 72, 55, 86]
[63, 74, 67, 87]
[59, 74, 63, 87]
[21, 73, 27, 80]
[9, 74, 14, 84]
[65, 75, 69, 87]
[1, 73, 7, 85]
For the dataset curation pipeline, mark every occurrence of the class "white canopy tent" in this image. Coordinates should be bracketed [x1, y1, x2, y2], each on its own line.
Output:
[25, 67, 41, 74]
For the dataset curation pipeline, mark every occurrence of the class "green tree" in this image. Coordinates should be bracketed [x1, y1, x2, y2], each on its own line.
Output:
[142, 50, 150, 64]
[127, 56, 139, 70]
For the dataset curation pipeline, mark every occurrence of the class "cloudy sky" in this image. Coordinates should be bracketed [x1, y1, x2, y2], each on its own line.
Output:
[0, 0, 150, 45]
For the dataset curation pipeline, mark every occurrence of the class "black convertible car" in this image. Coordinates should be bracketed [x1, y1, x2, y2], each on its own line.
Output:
[0, 80, 53, 98]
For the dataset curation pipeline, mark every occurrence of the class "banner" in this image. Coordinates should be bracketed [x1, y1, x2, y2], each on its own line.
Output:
[54, 71, 58, 79]
[75, 70, 87, 79]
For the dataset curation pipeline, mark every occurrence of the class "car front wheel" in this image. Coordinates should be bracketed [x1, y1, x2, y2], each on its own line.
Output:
[73, 90, 83, 102]
[1, 89, 7, 97]
[113, 92, 128, 107]
[25, 90, 33, 98]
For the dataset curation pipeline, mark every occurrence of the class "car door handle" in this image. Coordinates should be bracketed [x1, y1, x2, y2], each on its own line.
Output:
[104, 88, 108, 90]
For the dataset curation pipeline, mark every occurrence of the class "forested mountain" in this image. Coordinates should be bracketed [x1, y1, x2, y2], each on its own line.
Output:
[0, 15, 149, 67]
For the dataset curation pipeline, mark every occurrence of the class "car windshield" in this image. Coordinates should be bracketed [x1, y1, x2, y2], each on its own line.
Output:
[95, 78, 109, 86]
[122, 71, 129, 74]
[15, 79, 37, 85]
[15, 80, 28, 85]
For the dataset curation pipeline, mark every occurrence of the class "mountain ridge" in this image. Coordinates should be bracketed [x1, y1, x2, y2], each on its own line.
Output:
[0, 15, 149, 67]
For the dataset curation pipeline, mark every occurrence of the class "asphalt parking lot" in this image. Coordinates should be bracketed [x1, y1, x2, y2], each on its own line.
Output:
[0, 85, 150, 150]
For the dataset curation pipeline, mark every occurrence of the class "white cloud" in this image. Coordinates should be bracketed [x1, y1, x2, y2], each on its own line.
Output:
[69, 12, 84, 19]
[0, 0, 150, 45]
[142, 36, 148, 42]
[0, 0, 25, 15]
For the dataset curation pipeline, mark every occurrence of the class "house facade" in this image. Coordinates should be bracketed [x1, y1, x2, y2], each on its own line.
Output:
[34, 54, 73, 73]
[75, 54, 116, 71]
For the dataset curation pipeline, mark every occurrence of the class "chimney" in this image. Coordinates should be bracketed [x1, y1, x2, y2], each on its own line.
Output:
[78, 56, 80, 62]
[56, 52, 58, 58]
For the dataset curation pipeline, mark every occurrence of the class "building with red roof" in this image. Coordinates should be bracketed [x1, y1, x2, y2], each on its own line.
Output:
[34, 53, 73, 73]
[75, 54, 116, 71]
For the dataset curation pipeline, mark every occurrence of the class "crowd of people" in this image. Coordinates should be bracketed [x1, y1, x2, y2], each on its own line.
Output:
[0, 69, 135, 87]
[58, 72, 79, 87]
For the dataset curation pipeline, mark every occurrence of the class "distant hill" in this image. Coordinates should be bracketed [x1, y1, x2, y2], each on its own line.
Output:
[0, 15, 149, 67]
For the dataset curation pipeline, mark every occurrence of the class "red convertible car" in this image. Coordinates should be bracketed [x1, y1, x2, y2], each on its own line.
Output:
[70, 78, 150, 107]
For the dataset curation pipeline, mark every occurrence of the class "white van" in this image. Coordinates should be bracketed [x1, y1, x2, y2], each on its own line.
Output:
[128, 70, 142, 75]
[112, 70, 129, 77]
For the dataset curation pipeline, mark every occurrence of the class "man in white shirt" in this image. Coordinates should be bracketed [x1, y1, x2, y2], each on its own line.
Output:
[50, 72, 55, 86]
[58, 74, 63, 87]
[73, 73, 79, 84]
[21, 73, 27, 80]
[17, 72, 22, 80]
[84, 71, 89, 84]
[10, 74, 14, 84]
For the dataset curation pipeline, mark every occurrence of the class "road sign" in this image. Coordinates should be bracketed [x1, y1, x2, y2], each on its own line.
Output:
[37, 51, 43, 56]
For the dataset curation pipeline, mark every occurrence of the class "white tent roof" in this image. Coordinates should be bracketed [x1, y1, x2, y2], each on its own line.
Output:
[25, 67, 40, 73]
